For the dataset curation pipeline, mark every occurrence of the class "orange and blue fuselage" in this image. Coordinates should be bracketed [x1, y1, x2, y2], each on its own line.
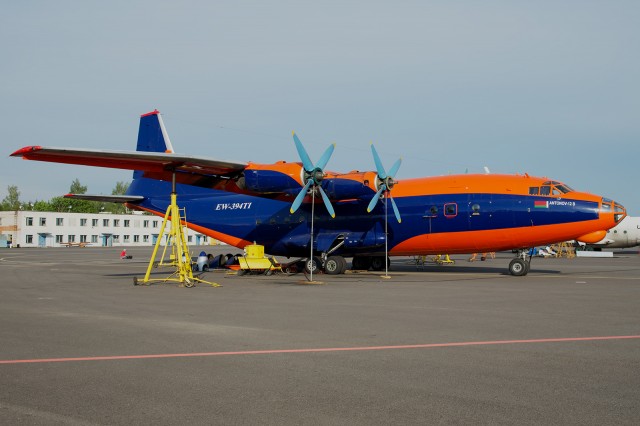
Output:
[127, 171, 624, 258]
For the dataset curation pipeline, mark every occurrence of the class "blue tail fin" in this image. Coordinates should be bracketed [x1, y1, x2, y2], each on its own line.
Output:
[134, 109, 174, 179]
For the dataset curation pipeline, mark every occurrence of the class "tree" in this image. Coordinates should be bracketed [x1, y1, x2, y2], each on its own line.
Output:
[106, 181, 130, 214]
[1, 185, 21, 211]
[112, 181, 129, 195]
[69, 178, 88, 194]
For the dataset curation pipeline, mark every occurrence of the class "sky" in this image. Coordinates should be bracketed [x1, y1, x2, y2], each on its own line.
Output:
[1, 1, 639, 213]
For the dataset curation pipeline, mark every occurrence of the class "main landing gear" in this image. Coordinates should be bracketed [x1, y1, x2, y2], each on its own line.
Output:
[508, 250, 532, 276]
[303, 255, 349, 275]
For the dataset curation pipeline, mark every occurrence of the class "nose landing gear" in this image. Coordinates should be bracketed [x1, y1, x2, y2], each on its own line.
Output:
[508, 250, 531, 276]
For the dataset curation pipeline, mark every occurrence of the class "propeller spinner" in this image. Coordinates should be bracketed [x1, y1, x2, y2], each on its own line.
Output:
[290, 132, 336, 218]
[367, 144, 402, 223]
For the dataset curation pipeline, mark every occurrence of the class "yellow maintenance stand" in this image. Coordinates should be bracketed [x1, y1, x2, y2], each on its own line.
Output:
[134, 175, 220, 288]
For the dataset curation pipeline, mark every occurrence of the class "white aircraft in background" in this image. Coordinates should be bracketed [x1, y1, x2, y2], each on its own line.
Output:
[586, 216, 640, 249]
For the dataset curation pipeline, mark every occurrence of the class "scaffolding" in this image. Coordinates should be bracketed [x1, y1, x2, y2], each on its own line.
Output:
[134, 174, 220, 288]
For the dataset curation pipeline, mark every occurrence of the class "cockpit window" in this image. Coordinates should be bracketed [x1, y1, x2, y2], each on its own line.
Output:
[556, 184, 573, 193]
[530, 182, 573, 196]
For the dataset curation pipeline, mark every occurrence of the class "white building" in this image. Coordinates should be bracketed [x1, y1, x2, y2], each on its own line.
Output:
[0, 210, 213, 248]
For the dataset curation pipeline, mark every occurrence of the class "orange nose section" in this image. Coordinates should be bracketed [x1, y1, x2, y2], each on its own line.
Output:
[576, 230, 608, 244]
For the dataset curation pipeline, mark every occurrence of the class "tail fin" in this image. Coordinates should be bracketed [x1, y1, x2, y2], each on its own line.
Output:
[134, 109, 175, 179]
[136, 109, 174, 153]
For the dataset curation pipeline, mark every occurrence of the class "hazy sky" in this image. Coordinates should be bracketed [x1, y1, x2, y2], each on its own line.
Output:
[2, 1, 638, 212]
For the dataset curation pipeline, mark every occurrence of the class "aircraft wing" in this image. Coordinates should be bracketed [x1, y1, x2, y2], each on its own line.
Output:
[64, 193, 146, 203]
[11, 146, 248, 177]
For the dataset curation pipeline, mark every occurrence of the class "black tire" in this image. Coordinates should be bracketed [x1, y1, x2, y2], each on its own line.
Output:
[351, 256, 371, 270]
[324, 256, 344, 275]
[370, 256, 388, 271]
[304, 257, 321, 274]
[508, 258, 527, 276]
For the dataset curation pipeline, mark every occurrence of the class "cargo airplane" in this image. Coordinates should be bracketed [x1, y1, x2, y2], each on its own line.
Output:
[11, 110, 626, 276]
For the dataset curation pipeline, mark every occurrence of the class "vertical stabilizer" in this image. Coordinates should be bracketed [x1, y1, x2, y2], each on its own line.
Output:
[136, 109, 174, 153]
[134, 109, 175, 179]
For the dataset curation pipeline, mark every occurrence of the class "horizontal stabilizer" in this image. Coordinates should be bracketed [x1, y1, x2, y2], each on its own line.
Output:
[64, 193, 146, 203]
[11, 146, 247, 177]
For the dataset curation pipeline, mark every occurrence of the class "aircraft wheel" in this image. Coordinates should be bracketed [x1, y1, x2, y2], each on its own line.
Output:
[325, 256, 346, 275]
[508, 258, 528, 276]
[351, 256, 371, 270]
[304, 257, 321, 274]
[370, 256, 388, 271]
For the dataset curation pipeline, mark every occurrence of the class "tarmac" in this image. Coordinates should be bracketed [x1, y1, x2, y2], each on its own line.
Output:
[1, 246, 639, 425]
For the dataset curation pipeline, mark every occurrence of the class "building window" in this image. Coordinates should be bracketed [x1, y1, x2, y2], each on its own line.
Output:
[203, 236, 208, 243]
[80, 218, 87, 226]
[188, 236, 193, 243]
[39, 217, 47, 226]
[68, 235, 76, 243]
[26, 217, 34, 226]
[91, 235, 98, 243]
[56, 218, 63, 226]
[26, 235, 33, 244]
[92, 218, 98, 227]
[80, 235, 88, 243]
[114, 219, 120, 227]
[143, 235, 149, 243]
[113, 235, 120, 242]
[124, 235, 130, 243]
[134, 235, 140, 243]
[103, 219, 109, 227]
[55, 235, 63, 243]
[153, 220, 158, 228]
[124, 220, 130, 227]
[143, 220, 149, 228]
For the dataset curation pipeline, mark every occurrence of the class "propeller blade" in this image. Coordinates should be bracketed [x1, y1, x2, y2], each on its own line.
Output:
[290, 179, 313, 214]
[389, 194, 402, 223]
[292, 132, 314, 171]
[316, 143, 336, 171]
[388, 158, 402, 179]
[370, 144, 387, 179]
[367, 185, 385, 213]
[317, 186, 336, 218]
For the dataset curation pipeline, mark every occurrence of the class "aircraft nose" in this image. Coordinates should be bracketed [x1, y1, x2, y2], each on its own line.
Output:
[613, 201, 626, 223]
[602, 198, 626, 223]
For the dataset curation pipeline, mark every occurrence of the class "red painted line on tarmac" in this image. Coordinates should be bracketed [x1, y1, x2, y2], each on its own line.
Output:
[1, 335, 639, 365]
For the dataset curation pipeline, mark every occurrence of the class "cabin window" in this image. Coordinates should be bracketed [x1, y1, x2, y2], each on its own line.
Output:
[529, 187, 539, 195]
[444, 203, 457, 217]
[471, 204, 480, 215]
[540, 186, 551, 196]
[425, 206, 438, 217]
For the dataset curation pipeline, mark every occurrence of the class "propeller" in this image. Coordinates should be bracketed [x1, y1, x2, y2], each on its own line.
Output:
[367, 144, 402, 223]
[290, 132, 336, 218]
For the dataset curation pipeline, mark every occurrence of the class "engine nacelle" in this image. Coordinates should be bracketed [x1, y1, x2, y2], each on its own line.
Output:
[241, 162, 303, 193]
[322, 171, 378, 200]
